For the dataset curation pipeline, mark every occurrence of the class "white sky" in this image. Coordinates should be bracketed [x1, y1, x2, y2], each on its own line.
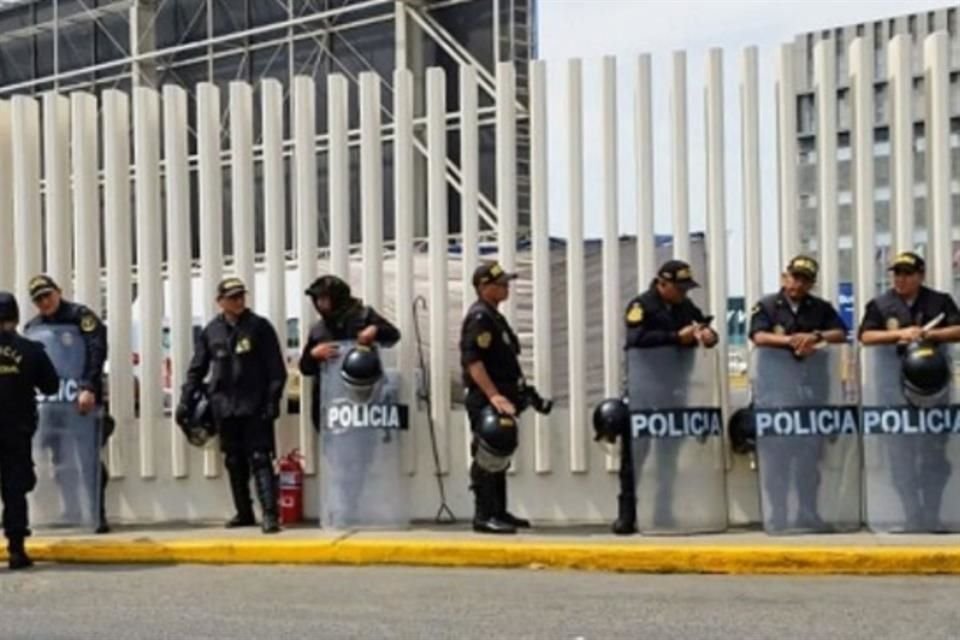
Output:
[536, 0, 953, 294]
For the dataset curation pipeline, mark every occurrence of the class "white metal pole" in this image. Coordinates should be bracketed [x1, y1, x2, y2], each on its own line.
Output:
[850, 38, 877, 317]
[601, 55, 621, 404]
[671, 51, 690, 261]
[427, 67, 450, 473]
[327, 74, 350, 278]
[102, 90, 132, 479]
[776, 43, 799, 265]
[12, 96, 41, 308]
[530, 59, 551, 474]
[889, 34, 913, 255]
[741, 46, 762, 312]
[163, 85, 191, 478]
[496, 62, 517, 323]
[133, 86, 163, 479]
[635, 54, 655, 283]
[567, 58, 588, 474]
[71, 93, 99, 308]
[360, 72, 384, 308]
[294, 75, 318, 474]
[42, 92, 72, 298]
[925, 33, 951, 292]
[0, 102, 11, 293]
[460, 64, 480, 470]
[815, 40, 839, 305]
[229, 81, 256, 306]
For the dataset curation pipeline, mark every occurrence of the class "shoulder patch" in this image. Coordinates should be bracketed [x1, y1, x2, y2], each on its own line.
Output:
[625, 303, 644, 325]
[476, 331, 492, 349]
[886, 317, 900, 330]
[80, 314, 98, 333]
[751, 303, 762, 315]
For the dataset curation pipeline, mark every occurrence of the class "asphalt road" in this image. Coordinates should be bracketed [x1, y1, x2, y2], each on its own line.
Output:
[1, 564, 958, 639]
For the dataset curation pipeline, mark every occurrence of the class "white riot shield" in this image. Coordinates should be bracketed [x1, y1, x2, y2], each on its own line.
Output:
[751, 346, 860, 535]
[319, 341, 410, 529]
[24, 324, 102, 530]
[861, 344, 960, 533]
[627, 346, 727, 534]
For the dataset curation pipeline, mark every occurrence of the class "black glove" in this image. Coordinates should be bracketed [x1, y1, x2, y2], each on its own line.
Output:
[175, 402, 191, 428]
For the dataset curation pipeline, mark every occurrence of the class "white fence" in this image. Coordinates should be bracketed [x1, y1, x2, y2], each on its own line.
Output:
[0, 30, 954, 524]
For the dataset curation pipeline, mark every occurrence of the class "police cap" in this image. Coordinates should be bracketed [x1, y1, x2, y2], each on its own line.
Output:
[216, 277, 247, 299]
[888, 252, 925, 274]
[472, 261, 518, 289]
[786, 255, 819, 281]
[28, 274, 59, 301]
[657, 259, 699, 290]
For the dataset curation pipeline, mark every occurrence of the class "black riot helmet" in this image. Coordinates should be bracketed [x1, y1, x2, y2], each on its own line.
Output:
[901, 341, 952, 408]
[0, 291, 19, 325]
[175, 388, 217, 447]
[474, 406, 519, 472]
[341, 344, 384, 403]
[727, 405, 756, 455]
[592, 398, 631, 444]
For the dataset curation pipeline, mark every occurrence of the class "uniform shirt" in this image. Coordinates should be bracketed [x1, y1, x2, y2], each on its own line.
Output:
[298, 302, 401, 428]
[748, 290, 847, 338]
[25, 300, 107, 402]
[184, 309, 287, 421]
[624, 282, 710, 349]
[0, 331, 59, 429]
[460, 299, 523, 404]
[859, 286, 960, 336]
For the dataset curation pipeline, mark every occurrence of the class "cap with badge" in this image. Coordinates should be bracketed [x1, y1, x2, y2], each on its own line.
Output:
[217, 277, 248, 299]
[28, 274, 60, 301]
[657, 259, 699, 290]
[473, 261, 518, 288]
[888, 251, 925, 274]
[786, 255, 819, 281]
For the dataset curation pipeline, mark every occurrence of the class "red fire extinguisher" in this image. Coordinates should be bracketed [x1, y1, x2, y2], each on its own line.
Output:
[278, 449, 304, 525]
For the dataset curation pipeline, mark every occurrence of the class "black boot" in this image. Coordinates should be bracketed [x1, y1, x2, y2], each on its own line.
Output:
[470, 464, 515, 535]
[95, 463, 111, 534]
[252, 455, 280, 534]
[612, 494, 637, 535]
[495, 472, 530, 528]
[225, 454, 256, 528]
[7, 538, 32, 571]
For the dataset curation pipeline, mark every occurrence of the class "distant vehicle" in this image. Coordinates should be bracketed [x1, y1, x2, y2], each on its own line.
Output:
[728, 352, 748, 376]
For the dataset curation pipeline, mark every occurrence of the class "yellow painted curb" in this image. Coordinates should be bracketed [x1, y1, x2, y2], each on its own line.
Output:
[8, 538, 960, 575]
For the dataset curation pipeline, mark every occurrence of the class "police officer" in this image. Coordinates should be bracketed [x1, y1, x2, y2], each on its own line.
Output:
[749, 255, 847, 531]
[298, 275, 400, 431]
[460, 262, 532, 534]
[180, 277, 287, 534]
[23, 275, 111, 534]
[859, 251, 960, 530]
[0, 292, 59, 569]
[618, 259, 718, 534]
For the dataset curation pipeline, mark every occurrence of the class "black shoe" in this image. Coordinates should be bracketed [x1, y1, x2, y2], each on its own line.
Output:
[8, 549, 33, 571]
[500, 512, 531, 529]
[612, 517, 637, 535]
[226, 513, 257, 529]
[472, 517, 517, 534]
[95, 521, 111, 535]
[261, 513, 281, 535]
[613, 495, 637, 535]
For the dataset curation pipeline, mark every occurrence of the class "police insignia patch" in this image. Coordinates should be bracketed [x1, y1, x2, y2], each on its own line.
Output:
[626, 304, 644, 324]
[773, 324, 785, 335]
[80, 315, 97, 332]
[235, 337, 252, 354]
[751, 303, 761, 315]
[476, 332, 492, 349]
[886, 318, 900, 330]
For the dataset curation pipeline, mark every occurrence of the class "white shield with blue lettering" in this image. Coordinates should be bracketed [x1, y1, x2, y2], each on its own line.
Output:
[627, 346, 727, 534]
[861, 344, 960, 533]
[24, 324, 102, 530]
[318, 341, 410, 529]
[752, 346, 860, 534]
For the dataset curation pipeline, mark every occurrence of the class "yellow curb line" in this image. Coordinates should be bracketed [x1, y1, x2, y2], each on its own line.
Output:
[8, 538, 960, 574]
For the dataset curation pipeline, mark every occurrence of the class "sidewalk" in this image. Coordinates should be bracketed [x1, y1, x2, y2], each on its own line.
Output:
[10, 522, 960, 575]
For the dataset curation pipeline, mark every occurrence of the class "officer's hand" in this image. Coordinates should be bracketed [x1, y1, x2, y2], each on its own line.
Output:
[357, 325, 378, 346]
[677, 325, 698, 345]
[793, 333, 818, 357]
[310, 342, 340, 361]
[490, 394, 516, 417]
[697, 327, 718, 348]
[899, 326, 923, 343]
[77, 390, 96, 415]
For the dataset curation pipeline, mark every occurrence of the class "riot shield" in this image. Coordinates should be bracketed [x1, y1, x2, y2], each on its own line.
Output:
[318, 341, 410, 529]
[24, 324, 102, 530]
[751, 346, 860, 535]
[627, 346, 727, 534]
[861, 344, 960, 533]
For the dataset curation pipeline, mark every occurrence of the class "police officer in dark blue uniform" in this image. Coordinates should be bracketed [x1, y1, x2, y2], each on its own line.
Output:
[860, 252, 960, 529]
[460, 262, 531, 535]
[749, 255, 847, 530]
[180, 277, 288, 534]
[0, 292, 59, 569]
[616, 259, 718, 534]
[298, 275, 401, 431]
[23, 274, 111, 534]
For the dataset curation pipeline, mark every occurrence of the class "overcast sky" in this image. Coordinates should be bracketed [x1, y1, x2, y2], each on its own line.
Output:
[536, 0, 952, 294]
